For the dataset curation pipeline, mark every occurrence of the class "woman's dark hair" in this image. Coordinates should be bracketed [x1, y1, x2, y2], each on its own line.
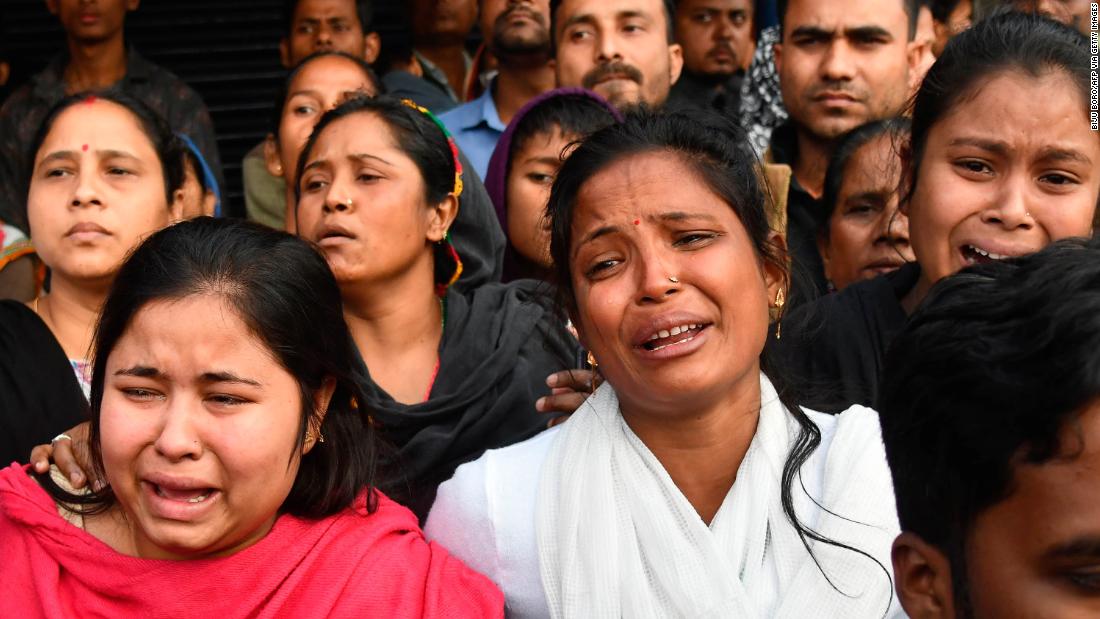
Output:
[269, 51, 384, 140]
[509, 94, 620, 167]
[37, 217, 384, 519]
[26, 90, 185, 206]
[547, 111, 892, 607]
[820, 118, 910, 240]
[294, 95, 454, 207]
[879, 235, 1100, 614]
[905, 12, 1093, 216]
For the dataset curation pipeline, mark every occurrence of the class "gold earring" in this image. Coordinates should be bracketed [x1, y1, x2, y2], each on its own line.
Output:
[586, 351, 599, 393]
[774, 288, 786, 340]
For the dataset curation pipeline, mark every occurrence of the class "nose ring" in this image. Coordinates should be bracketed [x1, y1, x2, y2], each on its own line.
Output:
[668, 276, 679, 283]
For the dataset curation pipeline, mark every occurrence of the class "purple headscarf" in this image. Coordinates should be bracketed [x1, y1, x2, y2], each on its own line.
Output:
[483, 88, 623, 278]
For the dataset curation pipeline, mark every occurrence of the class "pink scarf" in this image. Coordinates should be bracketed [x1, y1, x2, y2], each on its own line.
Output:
[0, 463, 503, 618]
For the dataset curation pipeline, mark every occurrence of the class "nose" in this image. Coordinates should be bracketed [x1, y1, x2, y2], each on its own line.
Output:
[154, 400, 203, 462]
[321, 173, 356, 215]
[70, 170, 103, 209]
[981, 175, 1035, 231]
[819, 40, 857, 82]
[315, 23, 334, 48]
[596, 31, 622, 63]
[877, 203, 910, 247]
[715, 15, 735, 40]
[635, 251, 681, 304]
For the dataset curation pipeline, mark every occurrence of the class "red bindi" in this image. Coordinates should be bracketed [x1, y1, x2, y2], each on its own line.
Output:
[633, 219, 640, 225]
[81, 144, 88, 152]
[83, 94, 97, 105]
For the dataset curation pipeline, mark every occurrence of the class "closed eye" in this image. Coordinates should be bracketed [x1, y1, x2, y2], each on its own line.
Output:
[122, 387, 162, 402]
[207, 394, 249, 406]
[673, 232, 719, 247]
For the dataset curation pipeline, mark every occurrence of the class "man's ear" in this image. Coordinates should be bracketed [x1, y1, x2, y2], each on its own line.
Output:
[667, 43, 684, 87]
[279, 37, 292, 69]
[127, 0, 140, 11]
[892, 532, 956, 619]
[263, 134, 285, 179]
[425, 193, 460, 243]
[363, 32, 381, 64]
[45, 0, 59, 16]
[772, 41, 782, 74]
[0, 62, 9, 88]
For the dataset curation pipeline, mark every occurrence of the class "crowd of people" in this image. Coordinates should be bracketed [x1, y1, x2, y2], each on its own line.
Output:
[0, 0, 1096, 616]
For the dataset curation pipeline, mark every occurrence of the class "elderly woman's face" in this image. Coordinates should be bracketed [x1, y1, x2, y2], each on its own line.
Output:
[99, 294, 324, 560]
[568, 150, 781, 414]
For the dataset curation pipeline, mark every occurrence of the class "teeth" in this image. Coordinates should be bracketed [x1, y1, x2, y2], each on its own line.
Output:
[187, 492, 211, 503]
[647, 324, 700, 342]
[970, 245, 1008, 260]
[650, 335, 695, 352]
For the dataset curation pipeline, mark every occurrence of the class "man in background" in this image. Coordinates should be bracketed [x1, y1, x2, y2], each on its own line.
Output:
[0, 0, 221, 232]
[667, 0, 755, 120]
[440, 0, 555, 179]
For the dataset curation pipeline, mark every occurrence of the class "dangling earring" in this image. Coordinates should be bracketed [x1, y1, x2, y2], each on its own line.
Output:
[774, 287, 786, 340]
[586, 351, 599, 393]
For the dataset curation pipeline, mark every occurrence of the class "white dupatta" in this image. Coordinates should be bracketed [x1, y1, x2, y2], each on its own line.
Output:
[535, 373, 900, 618]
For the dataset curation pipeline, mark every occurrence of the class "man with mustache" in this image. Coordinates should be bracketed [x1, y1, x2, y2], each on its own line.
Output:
[770, 0, 925, 301]
[440, 0, 556, 179]
[667, 0, 756, 120]
[0, 0, 222, 231]
[549, 0, 683, 109]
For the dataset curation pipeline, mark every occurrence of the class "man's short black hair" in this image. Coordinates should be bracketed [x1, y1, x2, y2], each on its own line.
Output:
[549, 0, 677, 51]
[282, 0, 374, 36]
[880, 236, 1100, 602]
[929, 0, 965, 22]
[777, 0, 922, 39]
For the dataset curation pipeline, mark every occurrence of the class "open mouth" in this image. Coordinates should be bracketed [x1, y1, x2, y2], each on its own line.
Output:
[961, 244, 1012, 265]
[154, 484, 216, 504]
[641, 323, 708, 352]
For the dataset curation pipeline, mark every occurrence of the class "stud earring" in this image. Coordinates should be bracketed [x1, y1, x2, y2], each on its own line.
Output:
[668, 276, 679, 283]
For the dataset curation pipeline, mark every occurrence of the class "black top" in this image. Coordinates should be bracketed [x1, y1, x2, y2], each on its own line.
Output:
[769, 261, 920, 413]
[367, 280, 580, 520]
[0, 300, 88, 466]
[381, 70, 458, 116]
[769, 123, 829, 306]
[667, 70, 744, 122]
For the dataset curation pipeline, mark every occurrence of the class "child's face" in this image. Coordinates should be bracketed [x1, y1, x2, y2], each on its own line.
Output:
[505, 127, 576, 268]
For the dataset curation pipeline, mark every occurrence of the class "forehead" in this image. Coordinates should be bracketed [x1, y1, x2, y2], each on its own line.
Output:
[973, 399, 1100, 554]
[310, 112, 401, 159]
[677, 0, 752, 14]
[841, 135, 902, 187]
[40, 101, 153, 154]
[783, 0, 909, 35]
[557, 0, 668, 27]
[931, 70, 1097, 157]
[572, 150, 735, 227]
[294, 0, 358, 21]
[290, 57, 373, 95]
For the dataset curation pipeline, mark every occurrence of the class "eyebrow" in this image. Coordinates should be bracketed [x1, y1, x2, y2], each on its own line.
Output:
[1037, 147, 1093, 166]
[790, 25, 893, 40]
[39, 149, 138, 165]
[574, 211, 721, 252]
[350, 153, 393, 166]
[523, 155, 562, 166]
[1043, 537, 1100, 561]
[844, 191, 889, 203]
[114, 366, 262, 387]
[948, 137, 1010, 156]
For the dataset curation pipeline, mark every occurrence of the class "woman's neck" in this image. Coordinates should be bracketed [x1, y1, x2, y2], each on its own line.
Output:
[901, 269, 933, 315]
[342, 267, 445, 405]
[619, 369, 763, 524]
[32, 275, 107, 360]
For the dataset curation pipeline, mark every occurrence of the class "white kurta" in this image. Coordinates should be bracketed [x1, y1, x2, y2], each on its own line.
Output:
[426, 374, 904, 618]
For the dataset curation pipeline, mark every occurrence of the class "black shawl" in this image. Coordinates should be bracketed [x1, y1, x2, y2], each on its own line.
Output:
[363, 280, 580, 519]
[0, 300, 88, 465]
